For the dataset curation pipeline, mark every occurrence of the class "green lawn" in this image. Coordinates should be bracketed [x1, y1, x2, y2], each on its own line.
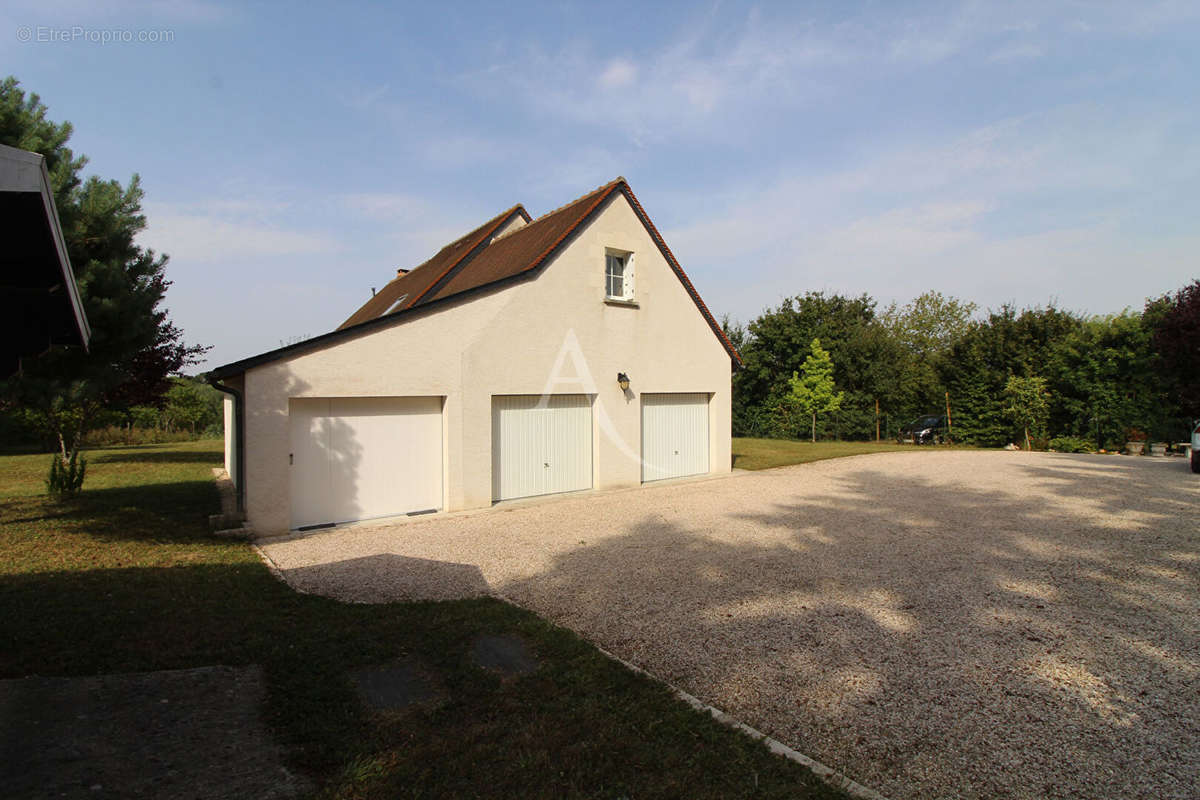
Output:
[732, 436, 950, 470]
[0, 440, 846, 800]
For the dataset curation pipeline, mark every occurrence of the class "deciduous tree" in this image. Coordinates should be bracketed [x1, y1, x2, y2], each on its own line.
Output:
[787, 338, 845, 442]
[1002, 375, 1050, 450]
[1149, 279, 1200, 423]
[1045, 313, 1161, 447]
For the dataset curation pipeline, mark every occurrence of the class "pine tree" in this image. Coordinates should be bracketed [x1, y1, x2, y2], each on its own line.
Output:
[0, 77, 207, 485]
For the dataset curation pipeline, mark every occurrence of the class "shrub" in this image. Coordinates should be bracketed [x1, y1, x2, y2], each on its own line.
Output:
[82, 426, 207, 447]
[46, 450, 87, 497]
[1049, 436, 1094, 453]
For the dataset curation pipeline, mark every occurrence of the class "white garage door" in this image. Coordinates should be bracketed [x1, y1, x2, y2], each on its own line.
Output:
[493, 395, 592, 502]
[289, 397, 442, 530]
[642, 393, 710, 482]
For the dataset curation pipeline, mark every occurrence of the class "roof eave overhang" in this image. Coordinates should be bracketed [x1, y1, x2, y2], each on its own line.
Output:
[0, 144, 91, 350]
[614, 182, 742, 367]
[207, 268, 541, 379]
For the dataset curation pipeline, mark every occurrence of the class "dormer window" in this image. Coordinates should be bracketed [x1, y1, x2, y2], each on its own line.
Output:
[605, 250, 633, 301]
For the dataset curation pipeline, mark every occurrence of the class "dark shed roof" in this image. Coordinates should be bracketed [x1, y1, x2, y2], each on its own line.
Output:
[0, 144, 90, 377]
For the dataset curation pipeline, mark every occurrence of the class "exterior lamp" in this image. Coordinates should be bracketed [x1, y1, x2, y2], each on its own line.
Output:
[617, 372, 630, 391]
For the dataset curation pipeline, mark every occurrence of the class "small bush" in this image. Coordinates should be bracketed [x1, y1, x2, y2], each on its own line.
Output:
[1124, 428, 1148, 442]
[46, 450, 87, 497]
[1049, 436, 1095, 453]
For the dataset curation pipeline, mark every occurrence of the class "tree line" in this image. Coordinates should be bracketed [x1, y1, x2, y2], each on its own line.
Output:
[724, 285, 1200, 450]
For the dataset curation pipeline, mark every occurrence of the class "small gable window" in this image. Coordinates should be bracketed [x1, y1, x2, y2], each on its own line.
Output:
[605, 250, 633, 300]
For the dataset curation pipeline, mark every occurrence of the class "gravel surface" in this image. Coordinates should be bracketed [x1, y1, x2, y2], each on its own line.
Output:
[260, 451, 1200, 800]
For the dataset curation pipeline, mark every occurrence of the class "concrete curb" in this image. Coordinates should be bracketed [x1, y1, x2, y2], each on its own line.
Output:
[488, 595, 890, 800]
[251, 544, 300, 589]
[593, 645, 891, 800]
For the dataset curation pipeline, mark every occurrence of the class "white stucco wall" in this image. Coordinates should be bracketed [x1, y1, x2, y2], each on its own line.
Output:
[220, 373, 243, 489]
[223, 395, 234, 480]
[237, 192, 733, 533]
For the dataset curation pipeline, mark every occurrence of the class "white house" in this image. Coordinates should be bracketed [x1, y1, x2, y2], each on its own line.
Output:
[210, 177, 740, 534]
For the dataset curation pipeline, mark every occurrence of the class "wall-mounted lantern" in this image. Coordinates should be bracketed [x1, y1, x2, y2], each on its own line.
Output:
[617, 372, 630, 391]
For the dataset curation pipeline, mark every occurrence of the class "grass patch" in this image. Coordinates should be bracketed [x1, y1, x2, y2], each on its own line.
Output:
[733, 436, 965, 470]
[1, 440, 846, 799]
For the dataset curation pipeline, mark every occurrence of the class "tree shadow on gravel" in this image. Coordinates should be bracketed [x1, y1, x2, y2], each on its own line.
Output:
[499, 454, 1200, 800]
[282, 553, 491, 603]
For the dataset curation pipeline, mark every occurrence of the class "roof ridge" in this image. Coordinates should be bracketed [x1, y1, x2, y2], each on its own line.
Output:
[433, 177, 624, 282]
[334, 204, 528, 331]
[428, 203, 526, 256]
[212, 175, 741, 379]
[403, 204, 529, 309]
[525, 176, 624, 225]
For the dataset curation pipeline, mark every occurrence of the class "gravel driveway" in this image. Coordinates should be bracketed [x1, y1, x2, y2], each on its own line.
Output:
[260, 451, 1199, 799]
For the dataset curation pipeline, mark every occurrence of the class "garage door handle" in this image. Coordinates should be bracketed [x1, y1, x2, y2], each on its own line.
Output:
[544, 462, 550, 468]
[289, 453, 293, 465]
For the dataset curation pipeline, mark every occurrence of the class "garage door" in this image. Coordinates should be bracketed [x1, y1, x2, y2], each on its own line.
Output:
[641, 393, 710, 482]
[493, 395, 592, 501]
[289, 397, 442, 530]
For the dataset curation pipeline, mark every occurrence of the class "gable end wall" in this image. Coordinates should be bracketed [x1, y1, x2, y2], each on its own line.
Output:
[240, 193, 731, 532]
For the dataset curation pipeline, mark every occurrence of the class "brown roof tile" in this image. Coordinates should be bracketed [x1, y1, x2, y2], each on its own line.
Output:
[426, 178, 622, 302]
[413, 177, 740, 364]
[214, 178, 739, 378]
[336, 204, 529, 330]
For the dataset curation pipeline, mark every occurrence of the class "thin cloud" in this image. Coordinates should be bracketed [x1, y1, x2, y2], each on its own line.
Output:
[598, 58, 637, 89]
[989, 40, 1047, 62]
[339, 192, 431, 221]
[140, 203, 340, 262]
[667, 103, 1198, 322]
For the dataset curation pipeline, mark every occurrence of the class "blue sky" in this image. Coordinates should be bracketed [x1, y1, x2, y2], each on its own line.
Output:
[4, 1, 1198, 370]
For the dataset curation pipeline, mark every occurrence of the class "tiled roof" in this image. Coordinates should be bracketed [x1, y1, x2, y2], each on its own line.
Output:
[210, 177, 739, 379]
[336, 204, 529, 330]
[426, 178, 621, 302]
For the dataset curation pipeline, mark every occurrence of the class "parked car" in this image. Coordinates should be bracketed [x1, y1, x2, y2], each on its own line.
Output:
[898, 414, 947, 445]
[1192, 421, 1199, 473]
